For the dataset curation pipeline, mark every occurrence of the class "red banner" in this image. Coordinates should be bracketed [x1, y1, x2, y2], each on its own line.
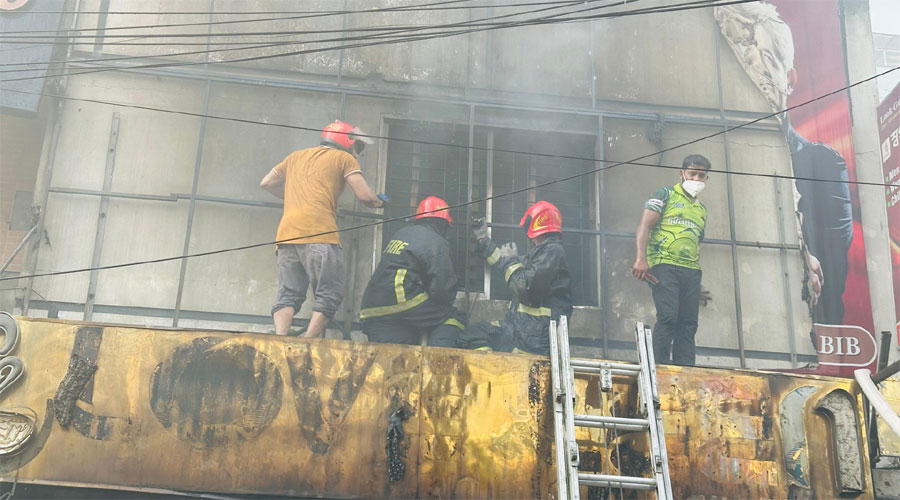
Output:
[776, 0, 875, 376]
[878, 82, 900, 344]
[716, 0, 876, 376]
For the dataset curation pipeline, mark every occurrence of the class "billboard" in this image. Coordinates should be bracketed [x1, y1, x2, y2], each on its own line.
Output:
[715, 0, 875, 376]
[878, 82, 900, 343]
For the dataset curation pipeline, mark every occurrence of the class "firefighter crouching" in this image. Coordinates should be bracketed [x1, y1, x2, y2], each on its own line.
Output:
[458, 201, 573, 355]
[359, 196, 467, 347]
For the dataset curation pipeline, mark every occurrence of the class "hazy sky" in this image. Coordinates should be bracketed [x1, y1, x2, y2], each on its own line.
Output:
[870, 0, 900, 35]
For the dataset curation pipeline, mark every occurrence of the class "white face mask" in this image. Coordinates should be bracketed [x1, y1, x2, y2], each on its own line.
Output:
[682, 179, 705, 198]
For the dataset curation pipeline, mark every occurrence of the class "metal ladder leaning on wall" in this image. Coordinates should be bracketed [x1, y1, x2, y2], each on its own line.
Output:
[549, 318, 673, 500]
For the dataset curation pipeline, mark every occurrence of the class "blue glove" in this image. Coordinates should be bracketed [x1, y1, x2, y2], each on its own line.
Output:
[377, 193, 390, 207]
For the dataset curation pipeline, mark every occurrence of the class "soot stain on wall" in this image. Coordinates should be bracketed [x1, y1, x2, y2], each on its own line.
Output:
[284, 342, 376, 455]
[149, 337, 283, 449]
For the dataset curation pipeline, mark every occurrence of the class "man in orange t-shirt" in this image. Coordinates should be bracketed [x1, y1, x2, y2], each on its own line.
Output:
[260, 121, 387, 338]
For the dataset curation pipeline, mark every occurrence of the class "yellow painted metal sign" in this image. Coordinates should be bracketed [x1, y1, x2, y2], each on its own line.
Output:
[0, 317, 891, 498]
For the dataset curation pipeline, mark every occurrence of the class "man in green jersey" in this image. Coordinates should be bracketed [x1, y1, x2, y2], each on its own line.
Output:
[632, 154, 710, 366]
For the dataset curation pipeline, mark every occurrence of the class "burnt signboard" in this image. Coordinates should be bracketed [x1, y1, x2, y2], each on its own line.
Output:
[0, 317, 890, 499]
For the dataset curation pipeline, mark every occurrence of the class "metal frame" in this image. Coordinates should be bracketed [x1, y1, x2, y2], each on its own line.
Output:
[0, 225, 38, 276]
[465, 105, 476, 300]
[83, 112, 119, 321]
[19, 298, 357, 333]
[595, 116, 608, 357]
[18, 2, 812, 369]
[775, 177, 800, 367]
[714, 31, 746, 368]
[92, 0, 110, 54]
[483, 130, 495, 299]
[22, 0, 82, 315]
[62, 56, 782, 134]
[171, 0, 215, 327]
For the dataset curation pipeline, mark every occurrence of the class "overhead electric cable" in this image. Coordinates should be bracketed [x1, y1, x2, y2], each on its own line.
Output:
[0, 0, 612, 38]
[0, 35, 153, 52]
[0, 0, 619, 61]
[0, 0, 754, 83]
[1, 64, 895, 284]
[2, 65, 897, 188]
[4, 0, 727, 41]
[0, 0, 604, 50]
[0, 0, 590, 71]
[4, 0, 473, 33]
[21, 0, 593, 16]
[0, 0, 599, 35]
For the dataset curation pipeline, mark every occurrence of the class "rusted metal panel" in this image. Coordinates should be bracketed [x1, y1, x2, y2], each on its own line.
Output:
[417, 351, 554, 499]
[658, 369, 781, 499]
[0, 317, 888, 499]
[660, 369, 873, 499]
[0, 319, 424, 498]
[564, 367, 875, 499]
[877, 375, 900, 457]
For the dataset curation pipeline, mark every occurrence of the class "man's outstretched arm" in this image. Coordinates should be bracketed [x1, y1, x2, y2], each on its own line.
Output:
[345, 172, 384, 208]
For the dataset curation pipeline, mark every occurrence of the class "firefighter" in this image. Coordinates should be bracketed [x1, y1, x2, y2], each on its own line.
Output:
[359, 196, 467, 347]
[458, 201, 573, 355]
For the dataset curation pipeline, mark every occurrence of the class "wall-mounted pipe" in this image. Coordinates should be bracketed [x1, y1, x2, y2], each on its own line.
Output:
[855, 368, 900, 440]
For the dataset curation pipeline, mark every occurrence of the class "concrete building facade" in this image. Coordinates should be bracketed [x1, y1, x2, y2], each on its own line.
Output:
[1, 0, 896, 368]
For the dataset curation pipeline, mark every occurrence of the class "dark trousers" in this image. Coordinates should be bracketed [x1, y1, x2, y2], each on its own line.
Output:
[810, 228, 851, 325]
[650, 264, 702, 366]
[362, 300, 466, 348]
[458, 320, 515, 353]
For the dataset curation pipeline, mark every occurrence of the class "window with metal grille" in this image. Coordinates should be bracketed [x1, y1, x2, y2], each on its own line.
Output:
[384, 120, 598, 306]
[383, 121, 487, 294]
[486, 128, 598, 306]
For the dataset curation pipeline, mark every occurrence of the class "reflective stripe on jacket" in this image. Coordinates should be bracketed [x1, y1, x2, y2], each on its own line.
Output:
[479, 234, 573, 354]
[360, 223, 457, 319]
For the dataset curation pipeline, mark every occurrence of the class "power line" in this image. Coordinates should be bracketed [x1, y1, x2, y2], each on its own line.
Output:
[2, 0, 473, 34]
[0, 0, 594, 35]
[0, 0, 591, 48]
[2, 64, 898, 189]
[0, 0, 610, 39]
[0, 0, 590, 72]
[0, 36, 152, 53]
[0, 0, 752, 83]
[0, 0, 619, 64]
[1, 64, 895, 284]
[0, 0, 591, 77]
[0, 0, 740, 81]
[19, 0, 581, 16]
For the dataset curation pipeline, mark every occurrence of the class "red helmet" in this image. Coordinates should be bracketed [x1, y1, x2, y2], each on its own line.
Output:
[414, 196, 453, 225]
[520, 201, 562, 238]
[321, 120, 374, 152]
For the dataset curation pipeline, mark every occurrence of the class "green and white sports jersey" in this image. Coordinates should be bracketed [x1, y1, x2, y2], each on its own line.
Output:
[644, 183, 707, 270]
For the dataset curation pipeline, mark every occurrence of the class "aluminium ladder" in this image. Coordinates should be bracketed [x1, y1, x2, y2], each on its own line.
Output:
[549, 318, 673, 500]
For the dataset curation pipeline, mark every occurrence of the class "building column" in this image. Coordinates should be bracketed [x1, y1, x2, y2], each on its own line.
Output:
[843, 0, 899, 362]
